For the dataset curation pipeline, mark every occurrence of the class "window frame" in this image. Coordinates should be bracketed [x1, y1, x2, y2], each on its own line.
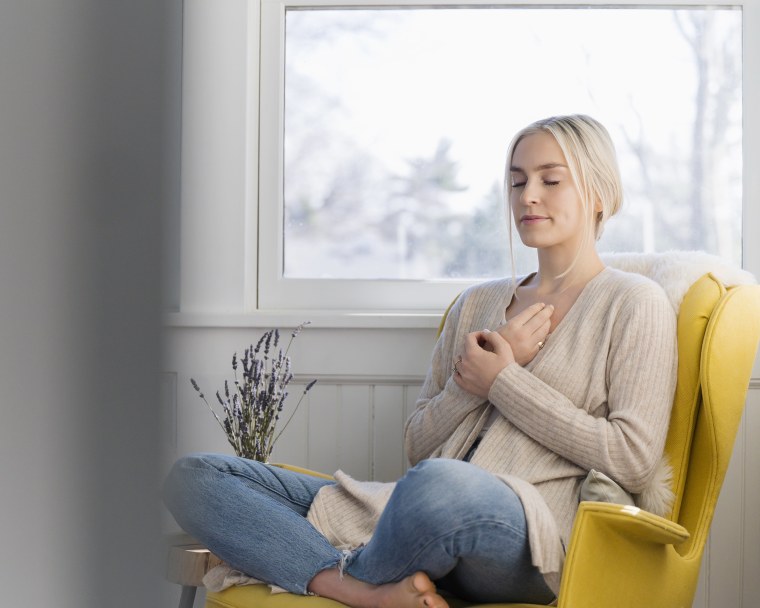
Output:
[245, 0, 759, 317]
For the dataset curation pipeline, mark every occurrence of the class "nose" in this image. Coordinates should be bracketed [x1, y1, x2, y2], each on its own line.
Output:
[519, 178, 540, 205]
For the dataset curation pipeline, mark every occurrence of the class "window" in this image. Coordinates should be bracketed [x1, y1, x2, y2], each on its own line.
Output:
[257, 1, 746, 311]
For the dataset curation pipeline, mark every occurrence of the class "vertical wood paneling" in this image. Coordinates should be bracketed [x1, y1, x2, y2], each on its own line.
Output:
[707, 409, 745, 608]
[270, 382, 310, 466]
[403, 383, 424, 470]
[338, 385, 372, 480]
[372, 385, 407, 481]
[693, 550, 707, 608]
[307, 384, 341, 474]
[743, 389, 760, 607]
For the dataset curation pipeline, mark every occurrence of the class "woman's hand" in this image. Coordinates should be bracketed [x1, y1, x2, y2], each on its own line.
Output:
[496, 302, 553, 365]
[454, 330, 515, 398]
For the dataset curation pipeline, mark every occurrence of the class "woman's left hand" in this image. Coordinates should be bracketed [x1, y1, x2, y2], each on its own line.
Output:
[453, 330, 515, 398]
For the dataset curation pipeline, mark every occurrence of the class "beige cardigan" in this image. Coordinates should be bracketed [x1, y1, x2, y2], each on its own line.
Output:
[308, 268, 678, 595]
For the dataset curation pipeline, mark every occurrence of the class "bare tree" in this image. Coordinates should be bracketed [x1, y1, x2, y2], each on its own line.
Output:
[619, 10, 741, 256]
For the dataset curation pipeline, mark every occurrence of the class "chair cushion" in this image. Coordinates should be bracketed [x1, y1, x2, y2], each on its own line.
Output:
[207, 585, 346, 607]
[206, 585, 547, 608]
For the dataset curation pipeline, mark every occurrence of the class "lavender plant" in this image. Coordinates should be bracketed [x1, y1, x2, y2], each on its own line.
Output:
[190, 322, 317, 462]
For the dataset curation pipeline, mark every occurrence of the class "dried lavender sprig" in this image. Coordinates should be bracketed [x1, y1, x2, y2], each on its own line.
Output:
[291, 321, 311, 338]
[253, 332, 267, 355]
[190, 378, 204, 399]
[191, 377, 227, 436]
[272, 379, 317, 445]
[281, 323, 309, 362]
[263, 329, 273, 360]
[191, 324, 313, 462]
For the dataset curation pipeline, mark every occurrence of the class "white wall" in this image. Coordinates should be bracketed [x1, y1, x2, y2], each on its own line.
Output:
[165, 1, 760, 606]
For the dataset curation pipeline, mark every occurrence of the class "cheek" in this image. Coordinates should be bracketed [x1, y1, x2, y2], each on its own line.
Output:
[559, 191, 585, 219]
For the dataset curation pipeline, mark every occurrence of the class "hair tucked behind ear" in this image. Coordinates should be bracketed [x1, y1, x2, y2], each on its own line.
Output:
[503, 114, 623, 279]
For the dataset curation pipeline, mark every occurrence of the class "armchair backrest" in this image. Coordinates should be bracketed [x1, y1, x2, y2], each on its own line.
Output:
[664, 274, 760, 556]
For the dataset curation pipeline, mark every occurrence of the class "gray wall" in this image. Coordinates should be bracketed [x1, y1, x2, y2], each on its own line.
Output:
[0, 1, 175, 606]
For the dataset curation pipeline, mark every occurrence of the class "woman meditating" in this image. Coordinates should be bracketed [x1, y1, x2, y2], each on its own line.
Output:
[164, 114, 677, 608]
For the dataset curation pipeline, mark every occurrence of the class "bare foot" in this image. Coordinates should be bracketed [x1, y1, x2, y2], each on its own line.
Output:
[308, 569, 449, 608]
[377, 572, 449, 608]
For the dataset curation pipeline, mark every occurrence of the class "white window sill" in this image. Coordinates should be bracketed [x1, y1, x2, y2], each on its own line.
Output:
[164, 310, 444, 330]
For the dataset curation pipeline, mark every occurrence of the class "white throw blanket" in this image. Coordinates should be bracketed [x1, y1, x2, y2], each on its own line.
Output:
[601, 251, 756, 309]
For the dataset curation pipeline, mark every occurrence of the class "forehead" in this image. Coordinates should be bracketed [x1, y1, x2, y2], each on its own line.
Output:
[511, 131, 567, 171]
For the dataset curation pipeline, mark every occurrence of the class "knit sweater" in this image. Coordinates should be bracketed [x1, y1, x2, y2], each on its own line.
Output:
[307, 267, 678, 595]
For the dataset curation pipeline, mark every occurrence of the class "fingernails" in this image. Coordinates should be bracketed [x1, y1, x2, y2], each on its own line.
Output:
[482, 328, 491, 333]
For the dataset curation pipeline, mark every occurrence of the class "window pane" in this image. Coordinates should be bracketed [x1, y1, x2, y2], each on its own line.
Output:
[283, 7, 742, 280]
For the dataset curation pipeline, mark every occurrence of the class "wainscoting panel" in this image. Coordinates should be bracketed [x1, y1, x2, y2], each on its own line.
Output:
[705, 407, 745, 607]
[338, 385, 373, 480]
[742, 387, 760, 606]
[269, 379, 424, 482]
[306, 383, 342, 477]
[373, 385, 410, 481]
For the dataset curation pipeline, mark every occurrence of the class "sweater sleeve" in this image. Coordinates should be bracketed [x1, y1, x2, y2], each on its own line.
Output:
[488, 283, 677, 492]
[404, 292, 488, 465]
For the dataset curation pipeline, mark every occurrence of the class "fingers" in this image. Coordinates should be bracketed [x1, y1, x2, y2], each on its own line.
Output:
[452, 354, 463, 375]
[511, 302, 554, 333]
[534, 313, 551, 339]
[498, 303, 554, 366]
[463, 330, 507, 357]
[454, 331, 515, 398]
[474, 329, 508, 354]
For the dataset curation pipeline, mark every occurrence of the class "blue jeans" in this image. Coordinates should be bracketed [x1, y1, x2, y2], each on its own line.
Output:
[163, 455, 555, 604]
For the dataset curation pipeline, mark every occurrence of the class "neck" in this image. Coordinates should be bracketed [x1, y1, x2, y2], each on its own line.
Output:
[534, 247, 604, 295]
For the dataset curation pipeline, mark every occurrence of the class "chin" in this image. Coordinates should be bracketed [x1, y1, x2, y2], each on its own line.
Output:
[516, 234, 545, 249]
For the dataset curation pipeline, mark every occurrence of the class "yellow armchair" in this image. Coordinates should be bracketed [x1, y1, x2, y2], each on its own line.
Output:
[205, 272, 760, 608]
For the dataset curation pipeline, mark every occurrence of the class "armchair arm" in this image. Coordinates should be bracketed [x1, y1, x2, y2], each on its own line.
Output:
[558, 502, 692, 608]
[272, 462, 335, 480]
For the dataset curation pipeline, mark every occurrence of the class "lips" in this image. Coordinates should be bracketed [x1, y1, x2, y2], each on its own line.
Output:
[520, 215, 549, 224]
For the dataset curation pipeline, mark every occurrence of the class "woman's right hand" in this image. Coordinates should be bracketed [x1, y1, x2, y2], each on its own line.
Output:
[495, 302, 553, 366]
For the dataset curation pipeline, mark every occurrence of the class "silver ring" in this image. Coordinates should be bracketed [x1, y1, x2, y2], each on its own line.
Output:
[537, 341, 545, 350]
[453, 355, 462, 374]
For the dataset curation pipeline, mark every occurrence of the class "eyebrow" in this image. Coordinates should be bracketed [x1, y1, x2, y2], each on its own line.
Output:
[510, 162, 568, 173]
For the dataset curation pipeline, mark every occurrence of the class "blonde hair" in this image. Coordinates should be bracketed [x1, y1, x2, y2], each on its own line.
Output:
[503, 114, 623, 278]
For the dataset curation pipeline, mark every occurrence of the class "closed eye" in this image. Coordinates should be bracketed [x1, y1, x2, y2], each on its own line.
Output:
[512, 180, 558, 188]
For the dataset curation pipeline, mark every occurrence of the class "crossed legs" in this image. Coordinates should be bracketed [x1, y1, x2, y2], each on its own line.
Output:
[163, 455, 554, 607]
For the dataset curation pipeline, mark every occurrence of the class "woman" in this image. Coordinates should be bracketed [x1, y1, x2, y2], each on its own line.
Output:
[164, 115, 677, 608]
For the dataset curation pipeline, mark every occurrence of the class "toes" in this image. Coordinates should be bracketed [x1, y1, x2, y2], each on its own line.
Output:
[422, 595, 448, 608]
[410, 572, 435, 594]
[405, 573, 449, 608]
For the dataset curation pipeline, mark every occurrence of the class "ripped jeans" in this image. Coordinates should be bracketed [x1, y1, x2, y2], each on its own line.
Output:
[163, 454, 555, 604]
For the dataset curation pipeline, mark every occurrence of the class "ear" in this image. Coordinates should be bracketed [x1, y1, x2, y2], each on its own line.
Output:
[593, 198, 604, 239]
